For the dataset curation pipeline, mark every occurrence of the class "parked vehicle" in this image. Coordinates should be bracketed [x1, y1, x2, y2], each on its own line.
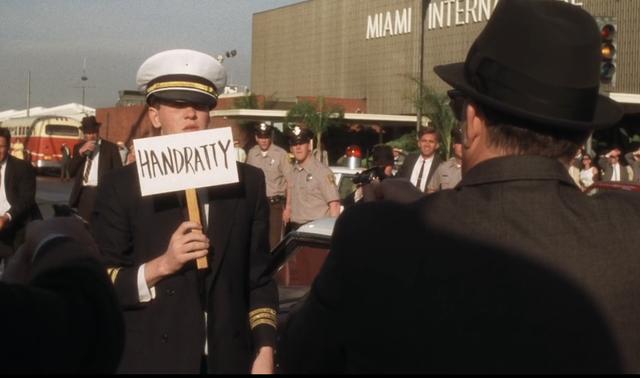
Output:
[0, 116, 83, 172]
[585, 181, 640, 196]
[269, 217, 335, 319]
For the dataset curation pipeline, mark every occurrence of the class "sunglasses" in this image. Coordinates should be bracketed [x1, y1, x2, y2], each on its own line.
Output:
[448, 90, 469, 122]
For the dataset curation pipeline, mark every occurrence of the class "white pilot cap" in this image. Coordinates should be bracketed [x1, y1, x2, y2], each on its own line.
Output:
[136, 49, 227, 109]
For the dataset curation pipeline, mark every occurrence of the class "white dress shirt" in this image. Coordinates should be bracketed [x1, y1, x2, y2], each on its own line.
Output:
[0, 160, 10, 216]
[410, 155, 434, 192]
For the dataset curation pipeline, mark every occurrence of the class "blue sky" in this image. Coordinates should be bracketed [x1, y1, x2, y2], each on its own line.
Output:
[0, 0, 302, 109]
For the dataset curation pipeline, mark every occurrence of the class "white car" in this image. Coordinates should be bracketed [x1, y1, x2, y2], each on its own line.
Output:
[330, 166, 363, 210]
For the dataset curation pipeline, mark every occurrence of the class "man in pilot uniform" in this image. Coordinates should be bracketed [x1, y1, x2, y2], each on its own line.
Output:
[284, 125, 340, 232]
[91, 49, 277, 374]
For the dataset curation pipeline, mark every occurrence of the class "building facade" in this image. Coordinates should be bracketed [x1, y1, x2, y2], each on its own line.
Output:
[252, 0, 640, 115]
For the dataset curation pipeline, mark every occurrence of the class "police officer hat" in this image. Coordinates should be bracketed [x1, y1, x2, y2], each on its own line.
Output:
[255, 123, 273, 138]
[434, 0, 622, 130]
[81, 116, 101, 133]
[136, 49, 227, 109]
[288, 124, 313, 145]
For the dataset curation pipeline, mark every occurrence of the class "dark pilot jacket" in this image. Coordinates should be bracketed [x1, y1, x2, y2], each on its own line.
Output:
[92, 163, 277, 374]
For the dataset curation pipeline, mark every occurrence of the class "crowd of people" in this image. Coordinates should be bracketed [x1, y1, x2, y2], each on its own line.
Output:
[1, 0, 640, 374]
[568, 146, 640, 191]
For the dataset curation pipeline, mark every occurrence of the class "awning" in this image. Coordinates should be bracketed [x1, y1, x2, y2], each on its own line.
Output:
[211, 109, 428, 127]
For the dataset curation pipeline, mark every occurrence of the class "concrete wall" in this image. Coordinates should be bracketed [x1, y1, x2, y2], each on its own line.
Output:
[252, 0, 420, 115]
[253, 0, 640, 115]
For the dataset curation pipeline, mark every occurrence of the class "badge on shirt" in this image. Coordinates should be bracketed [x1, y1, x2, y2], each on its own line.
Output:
[270, 158, 275, 166]
[306, 173, 313, 182]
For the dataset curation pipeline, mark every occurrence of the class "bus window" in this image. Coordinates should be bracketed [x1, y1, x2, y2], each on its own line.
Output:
[45, 124, 80, 137]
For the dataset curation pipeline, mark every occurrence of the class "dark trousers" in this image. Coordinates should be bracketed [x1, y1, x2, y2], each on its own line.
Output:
[269, 202, 284, 251]
[77, 186, 98, 223]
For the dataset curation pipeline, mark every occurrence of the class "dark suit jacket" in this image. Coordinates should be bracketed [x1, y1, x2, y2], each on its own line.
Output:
[279, 199, 621, 373]
[68, 139, 122, 207]
[92, 163, 277, 374]
[598, 155, 631, 182]
[0, 156, 41, 257]
[396, 153, 441, 190]
[1, 237, 124, 373]
[624, 152, 640, 183]
[417, 156, 640, 372]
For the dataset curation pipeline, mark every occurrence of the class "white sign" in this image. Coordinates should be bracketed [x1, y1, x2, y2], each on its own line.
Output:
[133, 127, 239, 197]
[366, 8, 412, 39]
[427, 0, 583, 30]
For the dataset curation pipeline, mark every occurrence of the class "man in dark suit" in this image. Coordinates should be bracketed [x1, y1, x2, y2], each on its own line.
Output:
[91, 49, 277, 374]
[68, 116, 122, 222]
[396, 126, 441, 192]
[1, 217, 124, 373]
[0, 128, 41, 265]
[280, 0, 640, 372]
[599, 148, 632, 182]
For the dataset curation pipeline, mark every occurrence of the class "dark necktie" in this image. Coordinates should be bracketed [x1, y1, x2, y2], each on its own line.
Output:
[83, 155, 93, 184]
[415, 159, 426, 192]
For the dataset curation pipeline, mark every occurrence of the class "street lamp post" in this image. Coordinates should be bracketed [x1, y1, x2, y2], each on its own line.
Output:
[417, 1, 430, 134]
[215, 50, 238, 92]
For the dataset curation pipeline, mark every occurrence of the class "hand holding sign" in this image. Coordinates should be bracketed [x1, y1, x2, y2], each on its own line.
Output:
[134, 128, 239, 270]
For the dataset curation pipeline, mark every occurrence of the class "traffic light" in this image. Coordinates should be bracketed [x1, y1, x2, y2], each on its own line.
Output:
[595, 17, 617, 85]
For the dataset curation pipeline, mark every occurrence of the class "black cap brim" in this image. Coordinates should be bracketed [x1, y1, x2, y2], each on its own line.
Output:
[148, 90, 217, 109]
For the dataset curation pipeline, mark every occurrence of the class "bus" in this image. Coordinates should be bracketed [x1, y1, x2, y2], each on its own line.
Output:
[0, 116, 83, 171]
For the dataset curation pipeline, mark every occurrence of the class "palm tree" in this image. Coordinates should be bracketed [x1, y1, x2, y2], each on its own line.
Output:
[408, 77, 457, 159]
[286, 97, 344, 163]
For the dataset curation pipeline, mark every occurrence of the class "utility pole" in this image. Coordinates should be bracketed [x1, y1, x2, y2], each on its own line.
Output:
[26, 71, 31, 117]
[416, 1, 429, 134]
[81, 57, 88, 112]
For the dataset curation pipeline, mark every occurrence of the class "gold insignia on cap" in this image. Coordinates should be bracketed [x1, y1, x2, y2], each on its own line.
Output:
[249, 308, 277, 330]
[146, 81, 218, 98]
[293, 126, 303, 136]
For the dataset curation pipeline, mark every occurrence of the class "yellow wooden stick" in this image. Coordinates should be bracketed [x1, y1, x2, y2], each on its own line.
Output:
[186, 188, 208, 270]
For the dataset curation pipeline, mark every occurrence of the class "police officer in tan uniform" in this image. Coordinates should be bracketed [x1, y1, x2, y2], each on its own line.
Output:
[246, 122, 292, 248]
[427, 128, 463, 193]
[284, 125, 340, 232]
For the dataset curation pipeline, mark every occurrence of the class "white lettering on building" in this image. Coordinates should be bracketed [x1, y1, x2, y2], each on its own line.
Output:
[366, 8, 412, 39]
[427, 0, 583, 30]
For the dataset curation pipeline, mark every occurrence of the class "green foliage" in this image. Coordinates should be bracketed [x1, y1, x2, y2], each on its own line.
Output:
[407, 76, 458, 159]
[285, 96, 345, 154]
[386, 131, 418, 153]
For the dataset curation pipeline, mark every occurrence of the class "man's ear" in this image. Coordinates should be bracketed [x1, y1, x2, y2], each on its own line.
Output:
[465, 103, 485, 148]
[148, 106, 162, 129]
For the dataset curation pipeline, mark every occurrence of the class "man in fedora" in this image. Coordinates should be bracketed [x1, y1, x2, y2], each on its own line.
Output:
[280, 0, 638, 373]
[68, 116, 122, 222]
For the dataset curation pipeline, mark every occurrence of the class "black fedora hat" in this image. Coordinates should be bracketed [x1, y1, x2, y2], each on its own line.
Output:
[81, 116, 101, 133]
[434, 0, 622, 130]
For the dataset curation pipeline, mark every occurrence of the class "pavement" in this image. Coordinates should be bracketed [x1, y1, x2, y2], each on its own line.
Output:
[36, 175, 74, 219]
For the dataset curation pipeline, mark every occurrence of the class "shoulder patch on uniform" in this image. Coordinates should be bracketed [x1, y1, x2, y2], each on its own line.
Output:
[327, 173, 336, 186]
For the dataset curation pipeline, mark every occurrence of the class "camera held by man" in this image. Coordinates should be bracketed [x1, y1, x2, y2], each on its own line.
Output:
[347, 144, 396, 205]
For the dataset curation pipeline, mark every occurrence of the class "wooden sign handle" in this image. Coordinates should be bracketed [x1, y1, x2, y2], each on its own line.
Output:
[186, 188, 208, 270]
